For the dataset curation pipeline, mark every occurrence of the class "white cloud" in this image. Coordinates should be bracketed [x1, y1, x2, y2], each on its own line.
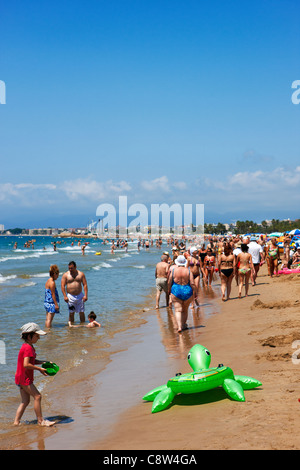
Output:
[60, 178, 132, 201]
[173, 181, 187, 190]
[15, 183, 56, 190]
[204, 166, 300, 193]
[1, 168, 300, 223]
[0, 182, 57, 204]
[0, 179, 132, 207]
[141, 176, 170, 192]
[200, 166, 300, 217]
[141, 176, 187, 193]
[61, 179, 106, 201]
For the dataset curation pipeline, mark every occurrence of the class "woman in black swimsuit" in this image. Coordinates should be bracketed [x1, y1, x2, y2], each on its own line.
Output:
[199, 244, 207, 284]
[218, 243, 235, 301]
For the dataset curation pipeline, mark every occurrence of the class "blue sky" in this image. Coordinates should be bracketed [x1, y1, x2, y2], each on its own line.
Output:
[1, 0, 300, 228]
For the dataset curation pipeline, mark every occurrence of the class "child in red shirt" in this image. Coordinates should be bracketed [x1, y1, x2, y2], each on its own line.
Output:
[14, 322, 55, 427]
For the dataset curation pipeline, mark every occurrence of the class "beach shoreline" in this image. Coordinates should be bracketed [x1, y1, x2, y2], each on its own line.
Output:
[3, 265, 300, 450]
[0, 276, 221, 450]
[93, 265, 300, 451]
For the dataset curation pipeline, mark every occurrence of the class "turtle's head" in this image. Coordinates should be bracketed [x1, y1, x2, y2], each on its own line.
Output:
[187, 344, 211, 371]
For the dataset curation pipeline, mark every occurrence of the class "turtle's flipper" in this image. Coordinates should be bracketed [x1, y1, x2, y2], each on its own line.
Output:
[143, 384, 168, 402]
[152, 387, 176, 413]
[234, 375, 262, 390]
[223, 378, 245, 402]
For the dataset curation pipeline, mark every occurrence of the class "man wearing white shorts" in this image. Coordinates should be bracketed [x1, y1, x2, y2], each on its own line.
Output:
[67, 292, 85, 318]
[61, 261, 88, 324]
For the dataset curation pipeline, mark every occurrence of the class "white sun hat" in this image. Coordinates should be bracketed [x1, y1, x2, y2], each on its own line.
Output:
[20, 322, 47, 337]
[175, 255, 187, 266]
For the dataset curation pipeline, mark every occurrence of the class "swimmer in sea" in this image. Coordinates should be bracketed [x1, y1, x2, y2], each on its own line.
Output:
[68, 311, 101, 328]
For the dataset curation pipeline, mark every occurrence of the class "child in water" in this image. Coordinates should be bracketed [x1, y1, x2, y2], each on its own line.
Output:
[68, 311, 101, 328]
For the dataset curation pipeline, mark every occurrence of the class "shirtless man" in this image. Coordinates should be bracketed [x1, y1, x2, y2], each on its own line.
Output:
[61, 261, 88, 323]
[155, 255, 170, 309]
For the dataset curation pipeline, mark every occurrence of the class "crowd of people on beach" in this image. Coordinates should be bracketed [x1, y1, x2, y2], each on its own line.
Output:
[13, 232, 299, 427]
[155, 233, 298, 333]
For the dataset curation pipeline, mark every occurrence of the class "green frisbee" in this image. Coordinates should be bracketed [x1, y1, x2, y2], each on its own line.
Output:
[42, 362, 59, 376]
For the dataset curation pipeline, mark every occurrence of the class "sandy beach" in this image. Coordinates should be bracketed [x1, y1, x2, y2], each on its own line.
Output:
[3, 264, 300, 451]
[94, 265, 300, 451]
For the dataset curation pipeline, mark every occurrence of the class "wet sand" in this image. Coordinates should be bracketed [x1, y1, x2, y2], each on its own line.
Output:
[3, 265, 300, 450]
[93, 265, 300, 450]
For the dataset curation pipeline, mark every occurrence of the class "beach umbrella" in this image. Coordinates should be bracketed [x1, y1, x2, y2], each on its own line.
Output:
[268, 232, 283, 237]
[289, 229, 300, 235]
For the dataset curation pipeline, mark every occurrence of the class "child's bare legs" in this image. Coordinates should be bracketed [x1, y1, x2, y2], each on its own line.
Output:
[14, 384, 54, 426]
[14, 386, 31, 425]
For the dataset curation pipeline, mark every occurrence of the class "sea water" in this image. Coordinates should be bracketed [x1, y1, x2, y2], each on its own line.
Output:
[0, 237, 161, 419]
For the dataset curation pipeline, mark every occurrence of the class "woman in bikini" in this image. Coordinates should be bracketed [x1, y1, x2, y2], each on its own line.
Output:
[236, 244, 255, 298]
[218, 243, 235, 301]
[283, 233, 291, 267]
[186, 247, 201, 307]
[199, 244, 208, 284]
[203, 248, 216, 286]
[168, 255, 196, 333]
[266, 238, 280, 277]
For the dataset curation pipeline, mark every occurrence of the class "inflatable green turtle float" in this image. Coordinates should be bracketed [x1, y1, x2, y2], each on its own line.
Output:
[143, 344, 262, 413]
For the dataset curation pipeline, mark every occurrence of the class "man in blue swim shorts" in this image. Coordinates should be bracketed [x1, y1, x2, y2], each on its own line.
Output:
[61, 261, 88, 324]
